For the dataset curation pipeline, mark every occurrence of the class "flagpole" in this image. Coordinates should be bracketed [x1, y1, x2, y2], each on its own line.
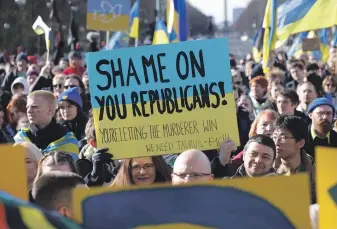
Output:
[106, 31, 110, 48]
[134, 37, 138, 47]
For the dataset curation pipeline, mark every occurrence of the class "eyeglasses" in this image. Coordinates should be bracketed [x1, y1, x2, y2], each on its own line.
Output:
[173, 172, 211, 179]
[64, 85, 77, 89]
[130, 163, 155, 173]
[234, 81, 242, 85]
[272, 135, 295, 143]
[325, 83, 336, 88]
[53, 84, 63, 89]
[315, 111, 334, 117]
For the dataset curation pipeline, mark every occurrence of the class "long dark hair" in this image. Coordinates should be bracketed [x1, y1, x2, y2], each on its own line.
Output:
[111, 156, 172, 187]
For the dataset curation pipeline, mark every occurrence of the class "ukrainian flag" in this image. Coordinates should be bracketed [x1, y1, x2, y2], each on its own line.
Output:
[252, 24, 264, 62]
[287, 32, 308, 58]
[129, 0, 139, 39]
[103, 32, 129, 50]
[332, 29, 337, 47]
[167, 0, 189, 42]
[0, 191, 84, 229]
[262, 0, 277, 73]
[277, 0, 337, 47]
[32, 16, 51, 50]
[152, 20, 176, 45]
[319, 28, 330, 63]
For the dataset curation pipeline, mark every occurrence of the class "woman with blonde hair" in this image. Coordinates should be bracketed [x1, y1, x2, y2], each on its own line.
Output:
[14, 142, 43, 189]
[111, 156, 172, 187]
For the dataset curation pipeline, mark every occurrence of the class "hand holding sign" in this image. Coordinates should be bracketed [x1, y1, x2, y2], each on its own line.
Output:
[219, 138, 237, 165]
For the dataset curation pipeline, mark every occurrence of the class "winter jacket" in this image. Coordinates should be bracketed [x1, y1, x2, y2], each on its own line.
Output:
[274, 150, 316, 203]
[59, 112, 87, 141]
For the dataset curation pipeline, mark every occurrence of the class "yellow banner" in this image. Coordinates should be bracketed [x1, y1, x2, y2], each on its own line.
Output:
[0, 145, 28, 200]
[316, 146, 337, 229]
[72, 174, 311, 228]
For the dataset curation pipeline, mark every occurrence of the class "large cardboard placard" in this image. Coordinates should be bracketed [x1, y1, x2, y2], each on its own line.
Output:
[72, 174, 311, 228]
[0, 145, 28, 200]
[86, 38, 239, 159]
[316, 146, 337, 229]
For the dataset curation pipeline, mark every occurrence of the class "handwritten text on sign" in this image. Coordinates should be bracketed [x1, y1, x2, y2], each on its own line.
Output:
[87, 38, 239, 159]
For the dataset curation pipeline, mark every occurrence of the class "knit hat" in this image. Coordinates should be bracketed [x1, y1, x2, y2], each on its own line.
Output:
[307, 95, 335, 114]
[16, 52, 28, 62]
[58, 87, 83, 109]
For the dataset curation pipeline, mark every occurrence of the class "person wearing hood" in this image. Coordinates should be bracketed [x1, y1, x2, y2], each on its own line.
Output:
[11, 77, 29, 96]
[13, 142, 43, 201]
[57, 87, 87, 141]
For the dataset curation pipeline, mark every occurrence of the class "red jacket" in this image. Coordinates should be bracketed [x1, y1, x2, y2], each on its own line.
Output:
[63, 66, 85, 77]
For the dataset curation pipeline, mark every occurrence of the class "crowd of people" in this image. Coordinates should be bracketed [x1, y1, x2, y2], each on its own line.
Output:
[1, 43, 337, 228]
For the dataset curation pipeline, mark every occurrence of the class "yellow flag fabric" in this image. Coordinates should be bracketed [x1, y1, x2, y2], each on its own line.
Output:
[32, 16, 51, 50]
[277, 0, 337, 46]
[262, 0, 277, 73]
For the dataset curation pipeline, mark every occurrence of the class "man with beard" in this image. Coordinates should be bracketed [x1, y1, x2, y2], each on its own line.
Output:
[306, 97, 337, 158]
[231, 135, 276, 178]
[272, 115, 316, 203]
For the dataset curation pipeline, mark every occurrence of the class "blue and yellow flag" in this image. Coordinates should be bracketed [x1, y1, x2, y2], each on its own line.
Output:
[129, 0, 139, 39]
[287, 32, 308, 58]
[167, 0, 189, 42]
[319, 28, 329, 63]
[252, 24, 264, 62]
[104, 32, 129, 50]
[277, 0, 337, 46]
[32, 16, 51, 50]
[262, 0, 277, 73]
[332, 29, 337, 47]
[0, 191, 84, 229]
[152, 20, 177, 45]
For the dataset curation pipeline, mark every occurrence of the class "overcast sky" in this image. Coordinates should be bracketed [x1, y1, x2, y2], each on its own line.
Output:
[188, 0, 250, 23]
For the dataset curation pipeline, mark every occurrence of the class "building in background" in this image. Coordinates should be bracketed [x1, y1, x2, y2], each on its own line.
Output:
[233, 7, 245, 24]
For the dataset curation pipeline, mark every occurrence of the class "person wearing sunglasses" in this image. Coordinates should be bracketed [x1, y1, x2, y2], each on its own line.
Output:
[172, 149, 213, 185]
[52, 76, 65, 99]
[64, 75, 91, 114]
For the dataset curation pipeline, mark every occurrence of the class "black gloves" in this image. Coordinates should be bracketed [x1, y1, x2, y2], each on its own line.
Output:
[91, 148, 114, 182]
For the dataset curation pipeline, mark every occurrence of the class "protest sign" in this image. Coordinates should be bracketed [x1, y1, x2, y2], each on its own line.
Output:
[72, 174, 311, 229]
[316, 146, 337, 229]
[302, 38, 320, 51]
[87, 0, 130, 31]
[86, 38, 239, 159]
[0, 145, 28, 200]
